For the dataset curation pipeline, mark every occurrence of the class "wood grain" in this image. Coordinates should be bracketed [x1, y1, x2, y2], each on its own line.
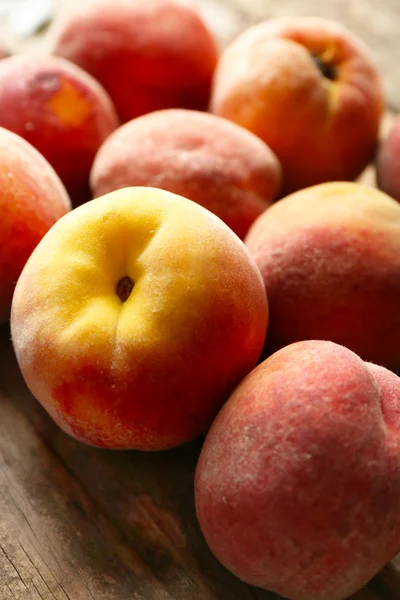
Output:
[1, 0, 400, 598]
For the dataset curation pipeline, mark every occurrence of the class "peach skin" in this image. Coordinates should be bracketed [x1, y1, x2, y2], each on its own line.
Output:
[195, 340, 400, 600]
[91, 109, 282, 239]
[211, 17, 384, 194]
[47, 0, 219, 123]
[11, 187, 268, 451]
[0, 54, 119, 205]
[0, 127, 71, 322]
[245, 181, 400, 370]
[376, 115, 400, 202]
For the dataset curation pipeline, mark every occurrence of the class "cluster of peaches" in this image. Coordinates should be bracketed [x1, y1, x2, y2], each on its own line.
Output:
[2, 1, 400, 599]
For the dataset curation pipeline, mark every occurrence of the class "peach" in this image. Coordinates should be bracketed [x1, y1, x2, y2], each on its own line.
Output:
[211, 17, 384, 194]
[47, 0, 219, 123]
[0, 127, 71, 322]
[195, 340, 400, 600]
[91, 109, 282, 239]
[376, 115, 400, 201]
[245, 181, 400, 370]
[0, 54, 119, 205]
[11, 187, 268, 451]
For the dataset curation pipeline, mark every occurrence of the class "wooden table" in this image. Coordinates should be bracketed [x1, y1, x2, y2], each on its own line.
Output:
[1, 1, 400, 598]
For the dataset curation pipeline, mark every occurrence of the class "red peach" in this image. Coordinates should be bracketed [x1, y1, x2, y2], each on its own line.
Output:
[245, 181, 400, 370]
[195, 340, 400, 600]
[0, 127, 71, 321]
[0, 54, 119, 205]
[376, 115, 400, 202]
[47, 0, 219, 123]
[91, 109, 282, 239]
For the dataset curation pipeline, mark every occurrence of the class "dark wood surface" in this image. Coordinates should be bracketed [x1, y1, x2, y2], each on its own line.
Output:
[1, 0, 400, 598]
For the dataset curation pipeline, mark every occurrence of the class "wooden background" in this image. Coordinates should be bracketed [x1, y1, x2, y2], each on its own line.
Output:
[1, 0, 400, 598]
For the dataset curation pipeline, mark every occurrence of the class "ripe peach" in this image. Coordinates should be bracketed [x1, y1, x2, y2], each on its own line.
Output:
[47, 0, 219, 123]
[195, 340, 400, 600]
[245, 181, 400, 369]
[91, 109, 282, 239]
[11, 187, 268, 451]
[0, 127, 71, 322]
[376, 115, 400, 202]
[0, 54, 119, 205]
[211, 17, 384, 194]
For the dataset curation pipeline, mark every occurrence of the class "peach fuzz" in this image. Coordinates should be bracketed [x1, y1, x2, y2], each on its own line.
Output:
[376, 115, 400, 202]
[211, 17, 384, 194]
[11, 187, 268, 451]
[0, 54, 119, 205]
[91, 109, 282, 239]
[195, 340, 400, 600]
[0, 127, 71, 322]
[245, 181, 400, 369]
[47, 0, 219, 123]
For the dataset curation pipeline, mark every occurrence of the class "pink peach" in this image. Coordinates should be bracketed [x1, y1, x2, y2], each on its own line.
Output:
[195, 340, 400, 600]
[91, 109, 282, 239]
[0, 54, 119, 205]
[245, 181, 400, 369]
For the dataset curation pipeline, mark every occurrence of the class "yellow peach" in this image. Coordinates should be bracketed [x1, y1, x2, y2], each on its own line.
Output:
[11, 187, 268, 450]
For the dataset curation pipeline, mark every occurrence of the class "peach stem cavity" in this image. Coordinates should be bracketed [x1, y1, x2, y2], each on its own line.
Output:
[116, 275, 134, 302]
